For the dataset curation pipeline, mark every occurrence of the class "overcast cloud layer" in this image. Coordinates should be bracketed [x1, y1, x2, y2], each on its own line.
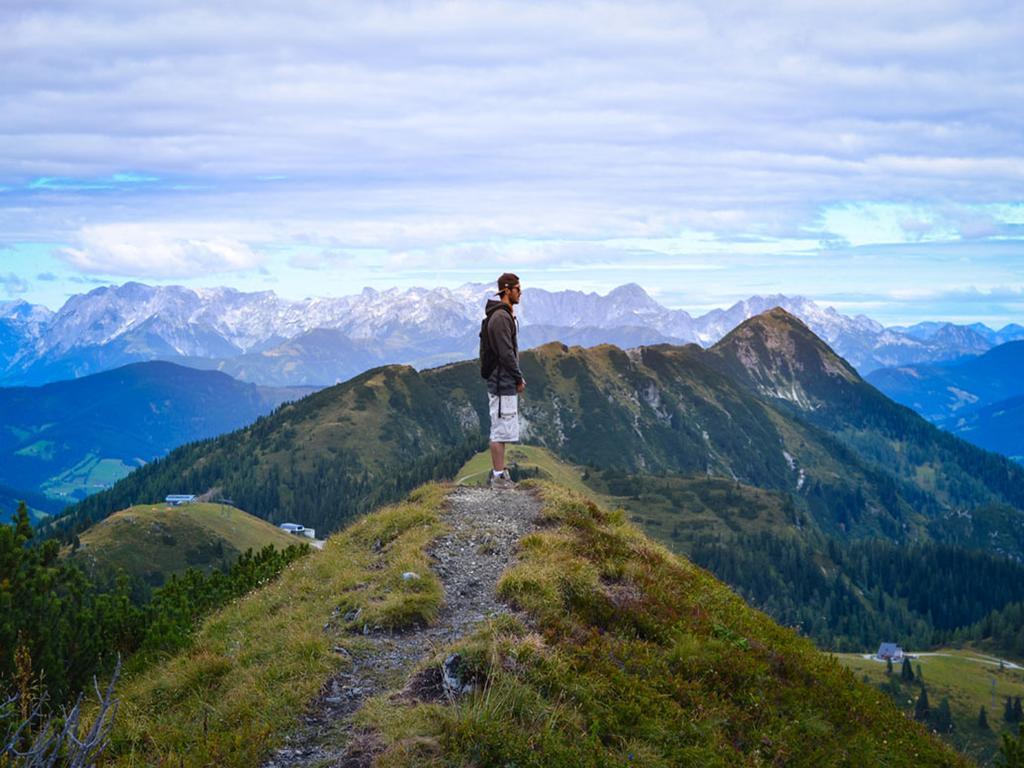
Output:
[1, 1, 1022, 324]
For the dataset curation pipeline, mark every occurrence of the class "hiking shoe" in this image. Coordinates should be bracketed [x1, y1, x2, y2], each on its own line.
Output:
[490, 470, 516, 490]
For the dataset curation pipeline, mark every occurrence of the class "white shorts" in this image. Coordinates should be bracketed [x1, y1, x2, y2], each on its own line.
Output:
[488, 393, 520, 443]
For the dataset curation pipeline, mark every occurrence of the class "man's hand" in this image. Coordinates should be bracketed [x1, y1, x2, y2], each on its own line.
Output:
[516, 378, 526, 393]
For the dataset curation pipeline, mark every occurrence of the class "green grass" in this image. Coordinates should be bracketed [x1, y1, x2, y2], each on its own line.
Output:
[357, 481, 968, 767]
[61, 502, 304, 584]
[80, 476, 975, 766]
[838, 649, 1024, 765]
[456, 446, 809, 554]
[41, 454, 139, 500]
[588, 473, 812, 552]
[13, 439, 56, 460]
[455, 445, 613, 501]
[85, 484, 451, 767]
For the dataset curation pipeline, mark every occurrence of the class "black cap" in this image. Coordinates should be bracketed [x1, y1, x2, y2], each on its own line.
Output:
[496, 272, 520, 294]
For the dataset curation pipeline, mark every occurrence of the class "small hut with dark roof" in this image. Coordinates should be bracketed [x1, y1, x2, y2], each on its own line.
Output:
[875, 642, 904, 661]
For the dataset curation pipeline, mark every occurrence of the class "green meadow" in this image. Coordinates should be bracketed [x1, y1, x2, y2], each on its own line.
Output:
[837, 648, 1024, 765]
[61, 501, 305, 585]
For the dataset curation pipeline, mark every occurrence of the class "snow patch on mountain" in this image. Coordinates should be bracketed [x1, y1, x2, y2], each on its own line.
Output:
[1, 281, 1012, 386]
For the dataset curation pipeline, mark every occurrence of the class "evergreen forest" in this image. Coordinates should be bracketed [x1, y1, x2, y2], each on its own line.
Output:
[0, 502, 309, 728]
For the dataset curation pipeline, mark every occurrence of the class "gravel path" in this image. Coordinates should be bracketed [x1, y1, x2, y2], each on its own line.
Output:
[261, 485, 540, 768]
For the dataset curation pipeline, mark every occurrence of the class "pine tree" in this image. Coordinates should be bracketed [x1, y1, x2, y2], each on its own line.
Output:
[1015, 697, 1023, 723]
[901, 658, 914, 682]
[980, 705, 990, 730]
[934, 697, 954, 734]
[0, 504, 308, 713]
[1006, 696, 1016, 724]
[13, 501, 33, 542]
[915, 687, 931, 722]
[886, 657, 894, 675]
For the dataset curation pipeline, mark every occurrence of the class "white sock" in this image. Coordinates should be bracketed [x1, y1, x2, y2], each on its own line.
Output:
[493, 469, 503, 477]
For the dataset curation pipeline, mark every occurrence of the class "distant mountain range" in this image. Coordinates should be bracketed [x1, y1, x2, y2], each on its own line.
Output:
[0, 361, 314, 504]
[3, 282, 1021, 387]
[868, 341, 1024, 462]
[55, 309, 1024, 562]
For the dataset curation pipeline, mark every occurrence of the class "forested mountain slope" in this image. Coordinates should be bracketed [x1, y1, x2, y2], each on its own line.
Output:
[0, 361, 313, 501]
[50, 364, 485, 541]
[53, 309, 1024, 560]
[866, 340, 1024, 423]
[709, 309, 1024, 553]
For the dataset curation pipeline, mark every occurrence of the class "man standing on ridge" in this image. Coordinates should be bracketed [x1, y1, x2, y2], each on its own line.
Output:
[483, 272, 525, 490]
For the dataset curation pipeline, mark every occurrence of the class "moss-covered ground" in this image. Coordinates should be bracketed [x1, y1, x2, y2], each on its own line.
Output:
[357, 481, 968, 767]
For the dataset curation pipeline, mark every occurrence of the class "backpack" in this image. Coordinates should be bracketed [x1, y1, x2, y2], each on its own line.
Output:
[479, 316, 498, 379]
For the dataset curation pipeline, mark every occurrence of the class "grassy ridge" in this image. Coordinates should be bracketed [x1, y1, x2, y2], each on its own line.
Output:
[356, 481, 967, 767]
[456, 444, 609, 500]
[89, 485, 450, 767]
[84, 475, 968, 766]
[61, 502, 303, 586]
[59, 316, 1024, 564]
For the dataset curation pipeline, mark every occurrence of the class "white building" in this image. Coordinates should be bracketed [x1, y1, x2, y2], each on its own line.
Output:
[875, 642, 905, 662]
[279, 522, 316, 539]
[165, 494, 197, 505]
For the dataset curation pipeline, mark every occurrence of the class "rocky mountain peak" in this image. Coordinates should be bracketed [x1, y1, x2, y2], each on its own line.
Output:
[607, 282, 653, 302]
[719, 306, 813, 341]
[711, 307, 860, 409]
[0, 299, 53, 325]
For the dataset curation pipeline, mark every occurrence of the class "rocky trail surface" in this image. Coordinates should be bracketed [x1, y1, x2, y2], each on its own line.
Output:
[261, 485, 541, 768]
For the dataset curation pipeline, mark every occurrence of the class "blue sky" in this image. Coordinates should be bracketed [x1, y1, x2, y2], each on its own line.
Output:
[1, 1, 1022, 326]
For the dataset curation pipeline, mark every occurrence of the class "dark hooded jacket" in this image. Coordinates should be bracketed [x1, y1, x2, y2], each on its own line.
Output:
[484, 298, 523, 396]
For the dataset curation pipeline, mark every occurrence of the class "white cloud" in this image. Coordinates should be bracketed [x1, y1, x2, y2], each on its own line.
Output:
[287, 249, 357, 270]
[58, 224, 265, 277]
[0, 0, 1022, 324]
[877, 285, 1024, 304]
[819, 202, 1021, 247]
[0, 272, 29, 295]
